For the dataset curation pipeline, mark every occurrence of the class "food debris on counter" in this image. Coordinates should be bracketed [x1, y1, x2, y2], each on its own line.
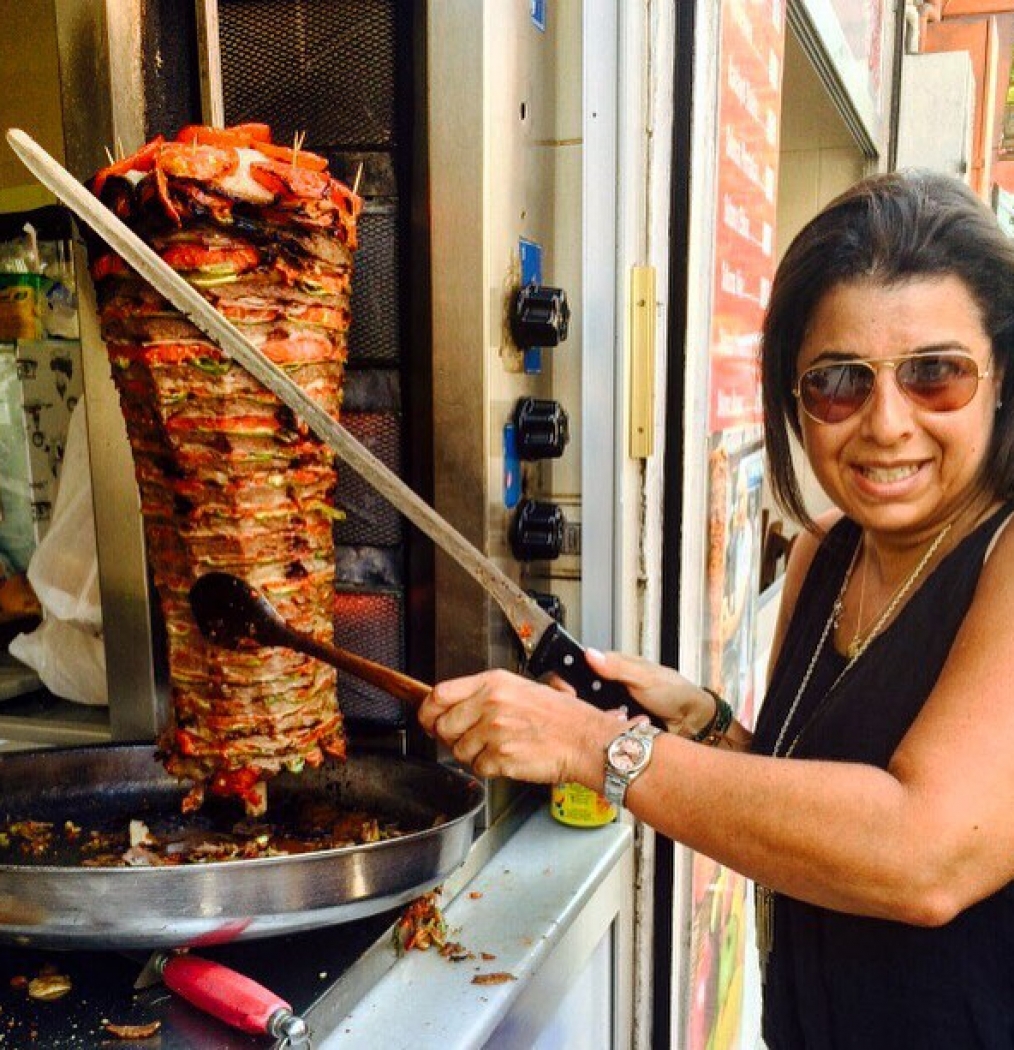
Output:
[393, 890, 448, 954]
[440, 941, 474, 963]
[103, 1020, 162, 1040]
[2, 953, 166, 1048]
[26, 974, 72, 1002]
[393, 890, 483, 962]
[8, 963, 74, 1004]
[470, 973, 517, 986]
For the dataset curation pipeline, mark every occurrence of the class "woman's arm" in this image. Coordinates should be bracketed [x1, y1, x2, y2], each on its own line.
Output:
[419, 522, 1014, 926]
[555, 510, 840, 755]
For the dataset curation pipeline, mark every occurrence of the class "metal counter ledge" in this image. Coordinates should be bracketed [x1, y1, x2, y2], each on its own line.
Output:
[325, 805, 634, 1049]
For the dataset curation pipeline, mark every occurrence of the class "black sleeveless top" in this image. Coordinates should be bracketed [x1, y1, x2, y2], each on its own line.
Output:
[752, 503, 1014, 1049]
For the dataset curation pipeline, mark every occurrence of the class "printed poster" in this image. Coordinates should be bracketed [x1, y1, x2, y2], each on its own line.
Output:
[706, 0, 783, 434]
[688, 0, 785, 1047]
[689, 438, 765, 1050]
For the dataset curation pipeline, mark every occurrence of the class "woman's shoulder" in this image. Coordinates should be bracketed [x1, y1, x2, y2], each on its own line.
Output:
[785, 508, 846, 584]
[978, 501, 1014, 574]
[767, 509, 846, 679]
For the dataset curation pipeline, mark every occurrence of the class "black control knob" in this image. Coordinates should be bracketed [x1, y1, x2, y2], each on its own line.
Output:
[513, 398, 570, 460]
[510, 499, 565, 561]
[511, 284, 570, 348]
[527, 589, 566, 625]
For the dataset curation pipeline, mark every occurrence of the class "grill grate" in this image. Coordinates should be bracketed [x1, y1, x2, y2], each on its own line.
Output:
[334, 412, 403, 547]
[218, 0, 401, 150]
[334, 590, 405, 724]
[349, 206, 401, 366]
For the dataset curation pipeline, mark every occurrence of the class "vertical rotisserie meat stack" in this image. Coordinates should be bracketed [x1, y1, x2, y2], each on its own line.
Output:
[86, 124, 361, 814]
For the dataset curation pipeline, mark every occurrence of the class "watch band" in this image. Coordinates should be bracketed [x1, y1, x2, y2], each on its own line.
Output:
[603, 723, 661, 809]
[603, 766, 629, 809]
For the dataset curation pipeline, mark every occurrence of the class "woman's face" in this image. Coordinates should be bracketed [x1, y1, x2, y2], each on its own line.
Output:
[796, 276, 1002, 539]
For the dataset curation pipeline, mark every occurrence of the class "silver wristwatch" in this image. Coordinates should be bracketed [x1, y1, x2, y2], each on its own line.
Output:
[603, 723, 662, 809]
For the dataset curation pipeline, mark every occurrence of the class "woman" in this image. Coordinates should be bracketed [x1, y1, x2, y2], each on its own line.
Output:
[418, 170, 1014, 1048]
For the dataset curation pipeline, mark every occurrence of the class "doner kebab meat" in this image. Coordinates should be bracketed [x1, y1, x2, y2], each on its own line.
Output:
[85, 123, 361, 815]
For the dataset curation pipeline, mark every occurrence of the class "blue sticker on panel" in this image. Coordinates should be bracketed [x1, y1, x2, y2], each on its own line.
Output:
[523, 347, 543, 374]
[519, 238, 543, 374]
[503, 422, 521, 509]
[519, 238, 543, 286]
[531, 0, 546, 32]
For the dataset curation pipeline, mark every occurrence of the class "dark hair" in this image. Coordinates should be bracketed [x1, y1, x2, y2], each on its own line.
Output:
[762, 169, 1014, 526]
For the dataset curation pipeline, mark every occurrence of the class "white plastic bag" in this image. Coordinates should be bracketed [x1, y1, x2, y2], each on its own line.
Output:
[9, 397, 107, 705]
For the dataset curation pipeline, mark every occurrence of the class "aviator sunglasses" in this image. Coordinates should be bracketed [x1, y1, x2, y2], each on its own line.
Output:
[793, 349, 992, 425]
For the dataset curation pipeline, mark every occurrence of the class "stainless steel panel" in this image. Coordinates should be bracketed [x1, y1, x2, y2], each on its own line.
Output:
[75, 243, 163, 741]
[429, 1, 586, 683]
[56, 1, 161, 741]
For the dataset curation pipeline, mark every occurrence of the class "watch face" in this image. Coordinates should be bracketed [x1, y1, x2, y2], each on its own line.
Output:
[608, 735, 647, 773]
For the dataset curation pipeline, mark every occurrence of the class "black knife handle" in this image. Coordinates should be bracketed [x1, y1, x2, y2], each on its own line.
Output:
[526, 623, 661, 725]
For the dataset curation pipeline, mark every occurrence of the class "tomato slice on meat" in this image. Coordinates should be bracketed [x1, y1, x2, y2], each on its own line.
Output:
[175, 123, 272, 149]
[253, 141, 329, 171]
[261, 330, 338, 364]
[160, 241, 261, 275]
[90, 136, 165, 196]
[158, 143, 240, 182]
[89, 253, 129, 282]
[250, 160, 330, 200]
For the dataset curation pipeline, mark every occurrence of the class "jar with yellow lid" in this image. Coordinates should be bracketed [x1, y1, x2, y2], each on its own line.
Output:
[550, 782, 617, 827]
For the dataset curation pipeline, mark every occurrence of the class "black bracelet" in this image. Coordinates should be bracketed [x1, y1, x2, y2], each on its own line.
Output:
[691, 688, 734, 746]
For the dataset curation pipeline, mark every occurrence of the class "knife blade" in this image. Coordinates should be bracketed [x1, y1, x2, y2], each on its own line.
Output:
[6, 127, 643, 718]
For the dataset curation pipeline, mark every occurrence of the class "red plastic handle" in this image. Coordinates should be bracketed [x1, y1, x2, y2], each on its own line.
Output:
[162, 954, 290, 1034]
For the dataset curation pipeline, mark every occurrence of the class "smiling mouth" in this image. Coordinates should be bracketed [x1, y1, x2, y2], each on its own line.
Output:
[857, 463, 921, 483]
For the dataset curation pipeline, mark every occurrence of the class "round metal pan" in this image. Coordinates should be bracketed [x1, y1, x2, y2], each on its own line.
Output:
[0, 743, 483, 950]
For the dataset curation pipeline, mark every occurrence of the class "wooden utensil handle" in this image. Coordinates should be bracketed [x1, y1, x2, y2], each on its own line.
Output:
[298, 634, 431, 705]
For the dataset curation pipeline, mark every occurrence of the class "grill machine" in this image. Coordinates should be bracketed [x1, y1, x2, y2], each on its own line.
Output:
[1, 0, 601, 1044]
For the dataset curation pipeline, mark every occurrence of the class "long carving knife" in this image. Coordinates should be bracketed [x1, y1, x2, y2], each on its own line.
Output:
[6, 127, 643, 717]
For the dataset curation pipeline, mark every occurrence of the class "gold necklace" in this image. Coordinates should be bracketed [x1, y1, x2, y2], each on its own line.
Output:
[847, 548, 868, 660]
[846, 528, 951, 661]
[757, 519, 954, 980]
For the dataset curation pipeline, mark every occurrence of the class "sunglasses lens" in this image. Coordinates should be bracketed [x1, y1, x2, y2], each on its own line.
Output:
[799, 354, 983, 422]
[896, 354, 980, 411]
[800, 364, 873, 423]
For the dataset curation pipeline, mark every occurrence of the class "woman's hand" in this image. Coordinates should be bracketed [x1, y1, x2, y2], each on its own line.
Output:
[417, 669, 627, 786]
[583, 649, 717, 737]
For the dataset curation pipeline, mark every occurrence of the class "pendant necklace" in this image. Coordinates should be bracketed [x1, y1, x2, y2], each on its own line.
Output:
[846, 550, 868, 660]
[755, 519, 953, 981]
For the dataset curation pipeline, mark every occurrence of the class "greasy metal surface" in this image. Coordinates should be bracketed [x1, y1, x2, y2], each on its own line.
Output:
[0, 743, 483, 950]
[53, 0, 144, 180]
